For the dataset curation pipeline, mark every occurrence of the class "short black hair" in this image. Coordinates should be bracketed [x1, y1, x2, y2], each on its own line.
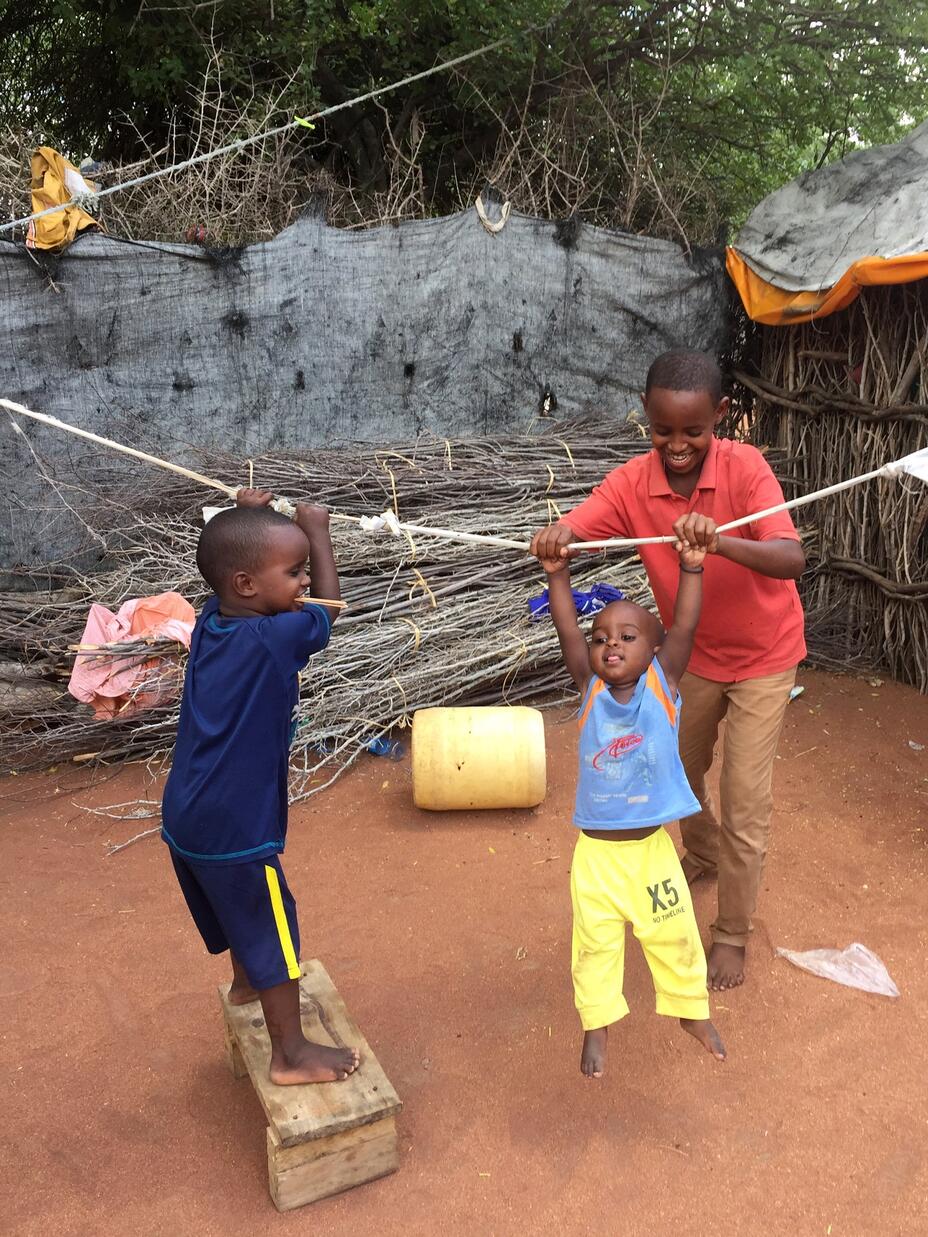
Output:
[645, 349, 722, 404]
[195, 506, 294, 592]
[592, 600, 665, 645]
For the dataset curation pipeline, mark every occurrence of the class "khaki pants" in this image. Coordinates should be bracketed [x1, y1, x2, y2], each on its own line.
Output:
[678, 666, 797, 948]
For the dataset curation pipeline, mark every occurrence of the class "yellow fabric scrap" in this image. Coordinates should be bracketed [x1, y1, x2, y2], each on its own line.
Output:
[26, 147, 101, 251]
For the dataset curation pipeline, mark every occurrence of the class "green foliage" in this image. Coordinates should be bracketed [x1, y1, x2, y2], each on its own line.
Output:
[1, 1, 925, 240]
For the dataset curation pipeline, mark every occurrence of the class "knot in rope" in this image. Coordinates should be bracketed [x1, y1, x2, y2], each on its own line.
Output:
[359, 509, 402, 536]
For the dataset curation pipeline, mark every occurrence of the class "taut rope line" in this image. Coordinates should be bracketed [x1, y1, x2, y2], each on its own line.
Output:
[0, 21, 555, 237]
[4, 398, 927, 554]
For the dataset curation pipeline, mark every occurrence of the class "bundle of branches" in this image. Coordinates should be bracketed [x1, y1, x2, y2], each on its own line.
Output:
[737, 281, 928, 691]
[0, 421, 687, 789]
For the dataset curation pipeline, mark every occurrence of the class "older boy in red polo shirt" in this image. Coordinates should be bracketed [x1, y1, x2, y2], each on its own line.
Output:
[531, 349, 805, 991]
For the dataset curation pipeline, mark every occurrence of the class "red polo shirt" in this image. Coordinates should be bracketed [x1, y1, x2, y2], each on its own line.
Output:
[565, 438, 806, 682]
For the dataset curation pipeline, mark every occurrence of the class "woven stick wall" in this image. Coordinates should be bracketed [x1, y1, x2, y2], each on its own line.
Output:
[735, 281, 928, 690]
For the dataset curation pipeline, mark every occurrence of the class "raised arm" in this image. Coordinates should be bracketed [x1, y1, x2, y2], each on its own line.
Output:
[656, 539, 705, 695]
[540, 555, 591, 693]
[295, 503, 342, 625]
[530, 520, 578, 563]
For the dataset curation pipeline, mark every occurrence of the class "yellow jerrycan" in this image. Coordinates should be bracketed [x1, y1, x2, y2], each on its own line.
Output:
[411, 706, 546, 810]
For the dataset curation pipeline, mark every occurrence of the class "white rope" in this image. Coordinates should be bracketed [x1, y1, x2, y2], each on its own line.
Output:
[353, 509, 530, 551]
[571, 448, 928, 549]
[0, 396, 533, 548]
[0, 24, 548, 237]
[4, 397, 927, 556]
[570, 532, 677, 550]
[205, 502, 531, 549]
[1, 397, 240, 493]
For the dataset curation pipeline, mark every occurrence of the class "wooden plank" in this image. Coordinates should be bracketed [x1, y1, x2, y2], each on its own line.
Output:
[218, 959, 402, 1148]
[267, 1117, 399, 1211]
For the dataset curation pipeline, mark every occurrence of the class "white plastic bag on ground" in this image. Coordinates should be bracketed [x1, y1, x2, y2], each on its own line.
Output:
[776, 942, 900, 997]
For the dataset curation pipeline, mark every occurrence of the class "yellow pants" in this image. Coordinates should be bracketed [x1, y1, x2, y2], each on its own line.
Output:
[570, 828, 710, 1029]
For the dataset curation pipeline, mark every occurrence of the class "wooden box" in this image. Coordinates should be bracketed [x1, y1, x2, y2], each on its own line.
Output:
[219, 959, 402, 1211]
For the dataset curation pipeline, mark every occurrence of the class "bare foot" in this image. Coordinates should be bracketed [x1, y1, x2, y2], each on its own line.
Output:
[580, 1027, 608, 1079]
[680, 854, 713, 886]
[708, 942, 745, 991]
[269, 1039, 361, 1086]
[228, 981, 259, 1006]
[680, 1017, 726, 1060]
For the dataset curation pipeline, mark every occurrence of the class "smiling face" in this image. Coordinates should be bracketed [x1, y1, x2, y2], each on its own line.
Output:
[643, 386, 727, 481]
[234, 522, 311, 616]
[589, 601, 663, 688]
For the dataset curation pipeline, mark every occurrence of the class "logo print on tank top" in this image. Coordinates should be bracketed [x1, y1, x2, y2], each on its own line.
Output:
[592, 732, 643, 771]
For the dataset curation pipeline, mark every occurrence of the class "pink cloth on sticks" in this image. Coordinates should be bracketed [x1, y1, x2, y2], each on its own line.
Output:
[68, 591, 195, 719]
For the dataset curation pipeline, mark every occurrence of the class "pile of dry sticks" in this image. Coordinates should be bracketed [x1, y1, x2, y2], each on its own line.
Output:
[0, 421, 804, 797]
[0, 422, 649, 788]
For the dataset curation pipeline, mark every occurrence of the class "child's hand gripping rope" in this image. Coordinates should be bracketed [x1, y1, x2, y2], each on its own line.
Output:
[672, 512, 717, 562]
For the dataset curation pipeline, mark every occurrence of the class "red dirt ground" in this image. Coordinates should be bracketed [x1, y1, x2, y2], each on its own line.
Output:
[1, 667, 927, 1236]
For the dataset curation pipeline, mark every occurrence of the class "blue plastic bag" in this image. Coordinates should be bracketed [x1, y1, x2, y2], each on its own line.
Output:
[528, 582, 624, 622]
[367, 736, 406, 761]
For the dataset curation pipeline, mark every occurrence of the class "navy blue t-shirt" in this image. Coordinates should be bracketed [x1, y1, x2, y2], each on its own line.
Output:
[161, 596, 330, 863]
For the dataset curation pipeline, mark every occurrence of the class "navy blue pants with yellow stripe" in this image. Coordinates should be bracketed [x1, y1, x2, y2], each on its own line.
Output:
[170, 851, 301, 990]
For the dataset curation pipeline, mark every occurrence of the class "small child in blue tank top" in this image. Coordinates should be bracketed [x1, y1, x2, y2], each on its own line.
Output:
[539, 532, 726, 1078]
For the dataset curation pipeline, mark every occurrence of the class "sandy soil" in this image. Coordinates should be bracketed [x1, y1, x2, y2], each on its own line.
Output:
[1, 667, 926, 1236]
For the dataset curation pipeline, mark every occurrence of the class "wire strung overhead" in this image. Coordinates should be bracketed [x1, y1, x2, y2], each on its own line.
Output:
[0, 18, 557, 237]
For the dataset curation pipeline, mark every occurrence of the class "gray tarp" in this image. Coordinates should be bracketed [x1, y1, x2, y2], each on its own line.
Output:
[734, 118, 928, 292]
[0, 204, 726, 577]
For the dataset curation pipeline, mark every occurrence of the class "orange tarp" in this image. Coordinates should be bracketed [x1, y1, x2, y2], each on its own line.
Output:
[726, 247, 928, 326]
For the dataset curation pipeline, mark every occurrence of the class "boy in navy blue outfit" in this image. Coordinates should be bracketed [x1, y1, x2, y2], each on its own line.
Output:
[162, 487, 359, 1085]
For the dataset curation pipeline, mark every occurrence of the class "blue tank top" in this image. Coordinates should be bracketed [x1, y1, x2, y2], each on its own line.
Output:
[574, 658, 700, 830]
